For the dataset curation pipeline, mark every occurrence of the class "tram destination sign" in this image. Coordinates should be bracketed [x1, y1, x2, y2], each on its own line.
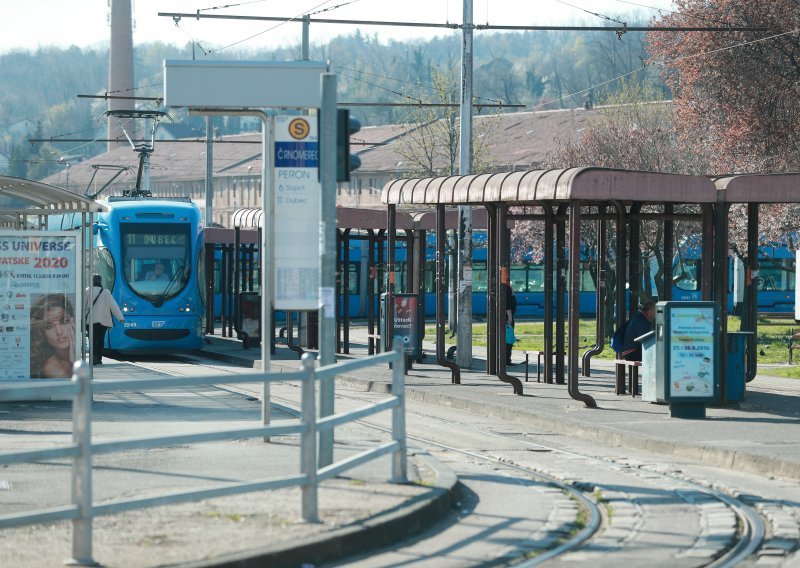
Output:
[273, 115, 321, 310]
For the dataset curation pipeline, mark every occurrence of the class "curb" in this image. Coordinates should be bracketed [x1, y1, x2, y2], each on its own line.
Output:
[173, 453, 457, 568]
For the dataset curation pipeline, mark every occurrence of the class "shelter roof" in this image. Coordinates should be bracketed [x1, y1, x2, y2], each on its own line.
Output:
[0, 175, 104, 214]
[713, 173, 800, 203]
[381, 168, 718, 205]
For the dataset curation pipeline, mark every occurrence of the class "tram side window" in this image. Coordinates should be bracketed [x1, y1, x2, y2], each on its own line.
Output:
[424, 260, 439, 293]
[510, 265, 527, 292]
[579, 262, 596, 292]
[527, 263, 545, 292]
[395, 262, 408, 293]
[94, 248, 116, 291]
[473, 261, 487, 292]
[758, 259, 794, 291]
[673, 259, 700, 291]
[346, 263, 360, 295]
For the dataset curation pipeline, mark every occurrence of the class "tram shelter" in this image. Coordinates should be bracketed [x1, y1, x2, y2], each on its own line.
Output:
[0, 175, 105, 385]
[381, 168, 731, 407]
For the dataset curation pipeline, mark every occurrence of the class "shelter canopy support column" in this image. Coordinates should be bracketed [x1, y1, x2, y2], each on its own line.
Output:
[436, 204, 460, 383]
[568, 201, 597, 408]
[497, 204, 524, 395]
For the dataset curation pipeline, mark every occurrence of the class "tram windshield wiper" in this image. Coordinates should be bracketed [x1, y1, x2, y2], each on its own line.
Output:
[152, 261, 186, 307]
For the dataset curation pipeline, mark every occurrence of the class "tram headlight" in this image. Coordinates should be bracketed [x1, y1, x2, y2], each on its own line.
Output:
[122, 302, 136, 313]
[179, 303, 192, 312]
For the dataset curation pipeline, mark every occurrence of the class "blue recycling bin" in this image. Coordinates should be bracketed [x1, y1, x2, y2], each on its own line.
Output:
[726, 332, 752, 402]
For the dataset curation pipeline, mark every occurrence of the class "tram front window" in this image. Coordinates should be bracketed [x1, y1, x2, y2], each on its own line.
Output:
[121, 223, 191, 302]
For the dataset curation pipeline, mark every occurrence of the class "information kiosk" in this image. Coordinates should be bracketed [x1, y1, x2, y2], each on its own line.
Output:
[642, 301, 721, 418]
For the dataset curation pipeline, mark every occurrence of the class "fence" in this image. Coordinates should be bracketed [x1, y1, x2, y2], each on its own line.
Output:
[0, 339, 407, 566]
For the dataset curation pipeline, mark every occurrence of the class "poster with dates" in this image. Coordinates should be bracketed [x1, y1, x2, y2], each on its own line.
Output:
[0, 232, 80, 381]
[669, 307, 715, 398]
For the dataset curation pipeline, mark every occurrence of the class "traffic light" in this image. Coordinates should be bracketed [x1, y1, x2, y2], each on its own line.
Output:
[337, 109, 361, 182]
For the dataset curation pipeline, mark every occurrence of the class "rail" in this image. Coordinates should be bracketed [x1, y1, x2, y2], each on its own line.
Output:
[0, 339, 407, 566]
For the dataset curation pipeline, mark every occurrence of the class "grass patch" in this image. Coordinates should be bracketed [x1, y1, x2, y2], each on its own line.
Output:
[426, 316, 800, 378]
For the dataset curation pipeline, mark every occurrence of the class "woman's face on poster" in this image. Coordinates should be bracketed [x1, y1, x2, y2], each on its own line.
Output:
[43, 307, 73, 349]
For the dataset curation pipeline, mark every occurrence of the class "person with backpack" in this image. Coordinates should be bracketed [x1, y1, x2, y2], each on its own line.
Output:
[85, 274, 125, 365]
[612, 300, 656, 361]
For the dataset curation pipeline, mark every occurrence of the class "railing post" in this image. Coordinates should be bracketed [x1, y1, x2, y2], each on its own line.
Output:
[390, 338, 407, 483]
[68, 362, 97, 567]
[300, 353, 319, 523]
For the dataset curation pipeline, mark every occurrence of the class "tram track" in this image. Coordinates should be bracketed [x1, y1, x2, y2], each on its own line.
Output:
[123, 354, 770, 567]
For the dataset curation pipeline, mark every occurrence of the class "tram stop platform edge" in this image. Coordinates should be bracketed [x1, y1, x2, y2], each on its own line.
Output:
[201, 328, 800, 486]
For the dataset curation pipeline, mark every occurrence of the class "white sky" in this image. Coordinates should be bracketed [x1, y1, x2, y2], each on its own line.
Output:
[1, 0, 676, 54]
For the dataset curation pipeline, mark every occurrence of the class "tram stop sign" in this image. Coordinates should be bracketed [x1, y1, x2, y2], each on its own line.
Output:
[644, 301, 721, 419]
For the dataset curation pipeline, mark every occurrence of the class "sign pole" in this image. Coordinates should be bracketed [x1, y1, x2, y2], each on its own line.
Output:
[318, 72, 337, 467]
[260, 112, 273, 440]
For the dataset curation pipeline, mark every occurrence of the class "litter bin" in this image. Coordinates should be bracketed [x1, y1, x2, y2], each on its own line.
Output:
[726, 332, 752, 402]
[306, 310, 319, 350]
[236, 292, 261, 348]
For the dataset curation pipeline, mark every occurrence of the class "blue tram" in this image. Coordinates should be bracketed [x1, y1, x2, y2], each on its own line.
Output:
[93, 197, 205, 352]
[672, 243, 795, 314]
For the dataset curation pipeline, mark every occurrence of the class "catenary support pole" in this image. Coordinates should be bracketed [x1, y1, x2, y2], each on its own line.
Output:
[456, 0, 474, 369]
[301, 15, 310, 60]
[318, 72, 337, 467]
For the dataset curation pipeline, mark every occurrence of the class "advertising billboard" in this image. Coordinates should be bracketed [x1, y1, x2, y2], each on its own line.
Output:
[0, 232, 80, 381]
[668, 306, 716, 398]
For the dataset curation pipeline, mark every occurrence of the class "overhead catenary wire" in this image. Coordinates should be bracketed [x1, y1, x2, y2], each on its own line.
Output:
[550, 0, 626, 26]
[198, 0, 274, 12]
[333, 64, 507, 105]
[212, 0, 339, 52]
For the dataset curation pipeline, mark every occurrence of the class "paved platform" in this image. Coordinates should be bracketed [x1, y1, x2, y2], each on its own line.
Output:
[203, 326, 800, 484]
[0, 358, 457, 568]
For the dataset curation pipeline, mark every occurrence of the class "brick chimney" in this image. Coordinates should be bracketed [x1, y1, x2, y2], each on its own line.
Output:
[108, 0, 134, 150]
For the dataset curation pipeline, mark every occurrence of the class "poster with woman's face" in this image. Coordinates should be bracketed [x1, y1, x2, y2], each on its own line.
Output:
[29, 293, 77, 380]
[0, 232, 79, 381]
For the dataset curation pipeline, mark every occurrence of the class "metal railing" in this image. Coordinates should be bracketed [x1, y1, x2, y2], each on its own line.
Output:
[0, 338, 407, 566]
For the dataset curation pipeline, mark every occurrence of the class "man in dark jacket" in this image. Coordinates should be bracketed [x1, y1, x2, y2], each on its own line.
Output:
[621, 301, 656, 361]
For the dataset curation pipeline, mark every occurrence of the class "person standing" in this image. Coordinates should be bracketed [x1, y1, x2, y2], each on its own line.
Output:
[85, 274, 125, 365]
[502, 282, 517, 365]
